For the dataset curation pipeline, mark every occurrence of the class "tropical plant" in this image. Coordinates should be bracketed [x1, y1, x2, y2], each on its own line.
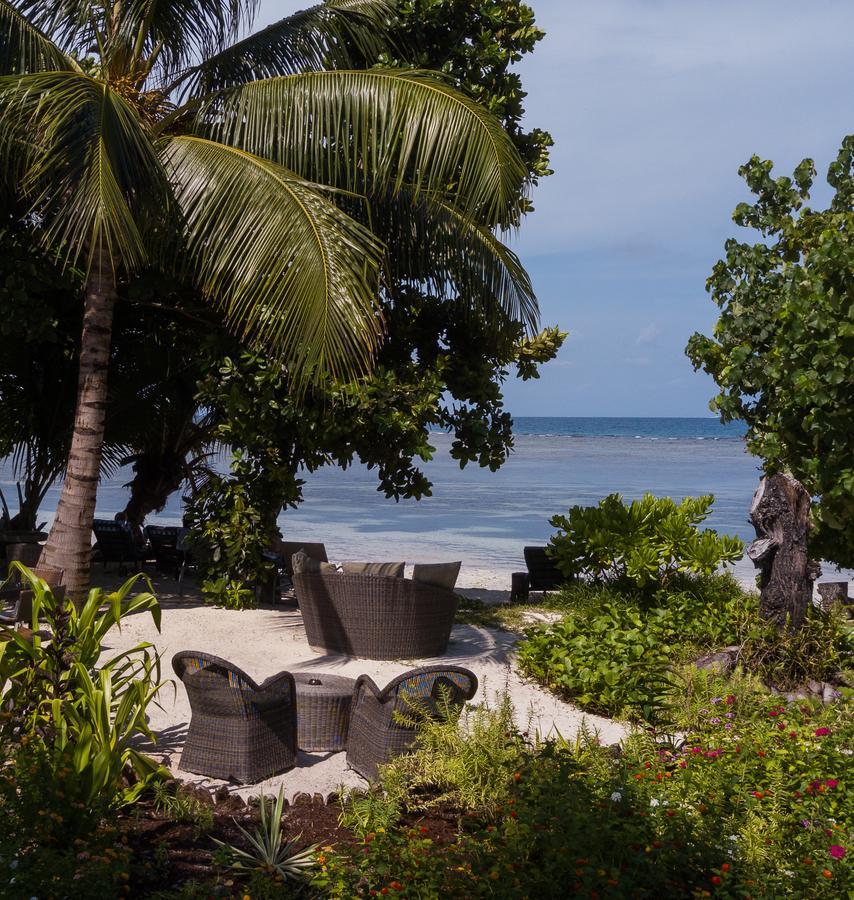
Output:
[547, 493, 744, 591]
[0, 0, 536, 596]
[0, 566, 167, 845]
[211, 786, 317, 883]
[687, 136, 854, 567]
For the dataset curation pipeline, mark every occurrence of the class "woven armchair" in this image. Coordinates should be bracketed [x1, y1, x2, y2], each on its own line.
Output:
[346, 666, 478, 780]
[293, 573, 459, 660]
[172, 652, 298, 784]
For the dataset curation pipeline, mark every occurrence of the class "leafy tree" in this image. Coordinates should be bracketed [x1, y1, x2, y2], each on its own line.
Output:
[0, 0, 533, 594]
[186, 320, 563, 600]
[687, 138, 854, 567]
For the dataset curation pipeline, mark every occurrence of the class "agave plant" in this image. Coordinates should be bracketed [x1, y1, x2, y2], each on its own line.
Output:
[212, 786, 317, 882]
[0, 0, 536, 596]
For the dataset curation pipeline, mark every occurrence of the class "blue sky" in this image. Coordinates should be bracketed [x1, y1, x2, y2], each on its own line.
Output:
[259, 1, 854, 416]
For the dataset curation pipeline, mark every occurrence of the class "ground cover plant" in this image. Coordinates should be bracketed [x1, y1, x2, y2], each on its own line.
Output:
[516, 573, 853, 721]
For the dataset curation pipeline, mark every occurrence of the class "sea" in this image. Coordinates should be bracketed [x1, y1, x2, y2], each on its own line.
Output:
[4, 417, 772, 579]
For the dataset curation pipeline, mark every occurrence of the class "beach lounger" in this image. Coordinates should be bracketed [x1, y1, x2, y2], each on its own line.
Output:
[92, 518, 149, 572]
[523, 546, 565, 592]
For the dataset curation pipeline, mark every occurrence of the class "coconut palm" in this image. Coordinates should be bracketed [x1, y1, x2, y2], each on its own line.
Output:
[0, 0, 535, 595]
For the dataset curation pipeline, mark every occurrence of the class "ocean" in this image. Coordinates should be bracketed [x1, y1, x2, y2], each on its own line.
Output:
[2, 417, 765, 579]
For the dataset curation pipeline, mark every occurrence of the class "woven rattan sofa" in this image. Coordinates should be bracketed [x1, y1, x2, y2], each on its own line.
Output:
[293, 572, 459, 660]
[346, 666, 478, 779]
[172, 652, 298, 783]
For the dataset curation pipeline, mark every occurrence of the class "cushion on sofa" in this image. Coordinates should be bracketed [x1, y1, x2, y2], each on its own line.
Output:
[341, 561, 405, 578]
[412, 561, 462, 591]
[292, 550, 339, 575]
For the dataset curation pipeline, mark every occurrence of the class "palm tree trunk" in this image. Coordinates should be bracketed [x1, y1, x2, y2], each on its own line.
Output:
[41, 245, 117, 598]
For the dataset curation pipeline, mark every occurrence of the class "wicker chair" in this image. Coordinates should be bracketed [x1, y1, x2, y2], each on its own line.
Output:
[346, 666, 478, 780]
[293, 572, 459, 660]
[172, 652, 298, 784]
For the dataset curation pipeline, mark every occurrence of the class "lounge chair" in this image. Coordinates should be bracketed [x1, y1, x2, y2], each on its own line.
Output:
[0, 565, 64, 627]
[145, 525, 183, 578]
[92, 519, 149, 572]
[346, 666, 478, 780]
[523, 546, 565, 592]
[172, 652, 298, 783]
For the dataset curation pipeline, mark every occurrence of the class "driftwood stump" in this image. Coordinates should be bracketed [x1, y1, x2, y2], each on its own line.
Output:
[748, 474, 819, 630]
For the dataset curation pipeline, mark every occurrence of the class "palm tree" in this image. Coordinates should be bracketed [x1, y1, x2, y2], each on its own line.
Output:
[0, 0, 535, 596]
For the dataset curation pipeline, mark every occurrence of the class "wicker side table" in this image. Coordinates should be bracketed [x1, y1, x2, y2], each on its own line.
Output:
[292, 672, 356, 752]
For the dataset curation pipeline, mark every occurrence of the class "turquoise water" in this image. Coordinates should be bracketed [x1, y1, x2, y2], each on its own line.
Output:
[2, 418, 761, 573]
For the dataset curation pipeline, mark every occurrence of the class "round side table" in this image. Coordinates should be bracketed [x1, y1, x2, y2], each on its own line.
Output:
[292, 672, 356, 752]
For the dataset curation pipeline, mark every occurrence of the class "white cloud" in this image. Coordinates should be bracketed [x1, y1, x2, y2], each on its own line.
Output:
[636, 324, 661, 346]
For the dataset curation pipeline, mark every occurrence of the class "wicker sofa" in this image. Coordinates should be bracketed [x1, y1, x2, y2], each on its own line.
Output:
[293, 572, 459, 660]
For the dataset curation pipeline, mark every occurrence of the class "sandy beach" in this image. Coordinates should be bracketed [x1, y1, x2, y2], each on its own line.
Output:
[103, 571, 627, 802]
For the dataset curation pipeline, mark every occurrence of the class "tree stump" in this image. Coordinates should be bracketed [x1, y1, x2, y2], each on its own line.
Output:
[748, 474, 818, 631]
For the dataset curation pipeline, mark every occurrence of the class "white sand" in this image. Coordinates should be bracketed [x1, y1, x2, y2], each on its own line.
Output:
[103, 573, 627, 802]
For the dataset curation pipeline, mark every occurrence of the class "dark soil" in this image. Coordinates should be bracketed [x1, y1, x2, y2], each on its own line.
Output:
[122, 784, 463, 897]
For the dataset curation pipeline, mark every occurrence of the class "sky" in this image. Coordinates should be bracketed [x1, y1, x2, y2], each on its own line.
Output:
[258, 1, 854, 416]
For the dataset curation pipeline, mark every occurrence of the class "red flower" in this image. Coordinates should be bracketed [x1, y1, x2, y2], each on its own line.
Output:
[829, 845, 846, 860]
[752, 791, 763, 799]
[390, 882, 402, 890]
[822, 869, 833, 879]
[768, 710, 779, 717]
[711, 875, 721, 885]
[721, 863, 730, 873]
[825, 779, 839, 788]
[725, 695, 735, 705]
[814, 727, 831, 737]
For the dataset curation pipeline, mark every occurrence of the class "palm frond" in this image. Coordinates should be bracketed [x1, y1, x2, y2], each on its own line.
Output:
[195, 69, 529, 228]
[377, 191, 539, 334]
[0, 71, 170, 272]
[14, 0, 252, 82]
[172, 0, 396, 98]
[112, 0, 254, 84]
[160, 135, 385, 382]
[0, 0, 75, 74]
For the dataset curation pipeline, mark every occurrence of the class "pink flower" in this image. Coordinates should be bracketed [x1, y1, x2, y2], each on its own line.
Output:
[829, 845, 845, 860]
[725, 695, 735, 705]
[825, 779, 839, 788]
[814, 727, 831, 737]
[768, 710, 780, 718]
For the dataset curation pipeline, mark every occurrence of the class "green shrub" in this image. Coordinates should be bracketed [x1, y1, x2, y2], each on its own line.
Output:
[547, 493, 743, 590]
[0, 566, 168, 877]
[344, 691, 526, 831]
[518, 574, 852, 720]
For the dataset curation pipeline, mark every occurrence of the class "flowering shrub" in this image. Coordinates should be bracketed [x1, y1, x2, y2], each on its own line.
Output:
[316, 684, 852, 898]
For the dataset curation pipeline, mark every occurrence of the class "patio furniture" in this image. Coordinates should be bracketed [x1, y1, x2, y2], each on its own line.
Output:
[0, 586, 66, 629]
[346, 666, 478, 780]
[1, 564, 64, 609]
[276, 541, 328, 576]
[293, 572, 459, 660]
[145, 525, 183, 578]
[523, 546, 565, 592]
[92, 519, 149, 572]
[292, 672, 356, 752]
[172, 652, 298, 783]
